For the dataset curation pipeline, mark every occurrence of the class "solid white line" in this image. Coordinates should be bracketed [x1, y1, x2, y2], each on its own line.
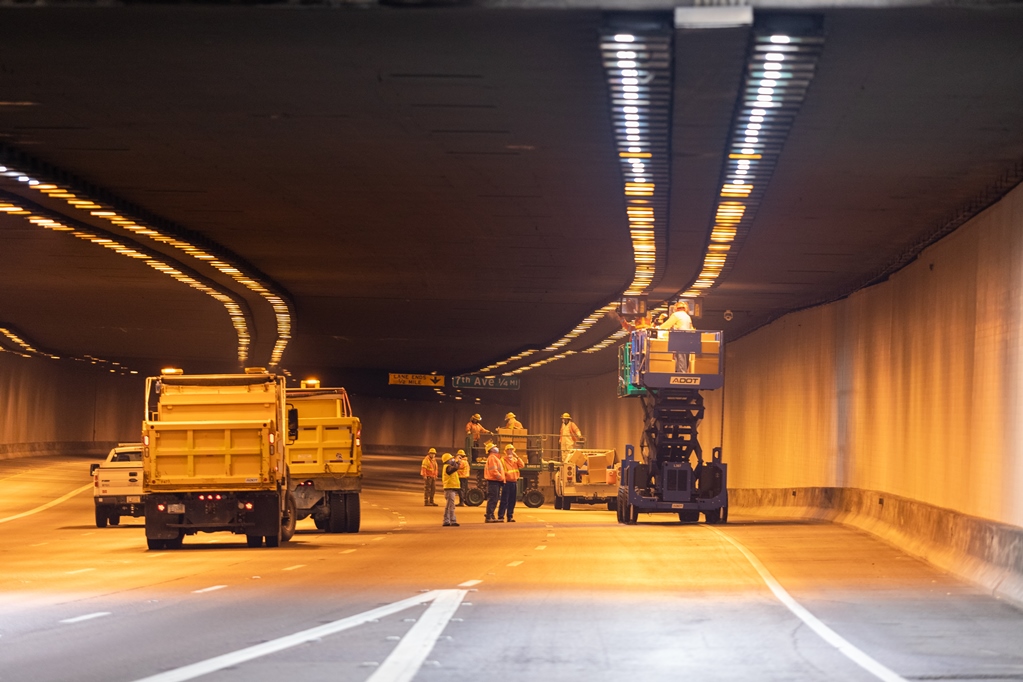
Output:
[130, 591, 442, 682]
[282, 565, 305, 571]
[0, 483, 92, 524]
[66, 568, 96, 575]
[365, 590, 467, 682]
[708, 527, 908, 682]
[192, 585, 227, 594]
[60, 611, 111, 624]
[457, 580, 482, 587]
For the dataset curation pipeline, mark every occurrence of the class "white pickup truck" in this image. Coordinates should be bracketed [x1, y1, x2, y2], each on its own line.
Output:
[90, 443, 145, 527]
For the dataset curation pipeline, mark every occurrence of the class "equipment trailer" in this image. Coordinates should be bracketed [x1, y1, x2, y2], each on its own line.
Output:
[616, 300, 728, 525]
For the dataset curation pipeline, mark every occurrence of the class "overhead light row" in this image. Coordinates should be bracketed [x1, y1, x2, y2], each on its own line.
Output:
[472, 27, 673, 377]
[0, 189, 253, 365]
[0, 159, 292, 366]
[0, 325, 138, 375]
[681, 29, 824, 298]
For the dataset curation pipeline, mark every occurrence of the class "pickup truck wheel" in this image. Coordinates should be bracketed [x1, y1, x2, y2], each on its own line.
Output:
[109, 514, 121, 526]
[553, 495, 563, 510]
[562, 497, 572, 511]
[94, 506, 108, 528]
[327, 492, 347, 533]
[344, 493, 361, 533]
[281, 492, 297, 542]
[246, 535, 263, 547]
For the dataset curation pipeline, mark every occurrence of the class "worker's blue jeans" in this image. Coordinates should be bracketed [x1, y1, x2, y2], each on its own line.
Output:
[485, 480, 502, 520]
[498, 480, 517, 520]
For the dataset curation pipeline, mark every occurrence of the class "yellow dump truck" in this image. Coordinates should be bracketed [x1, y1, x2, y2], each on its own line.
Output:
[286, 386, 362, 533]
[142, 370, 297, 550]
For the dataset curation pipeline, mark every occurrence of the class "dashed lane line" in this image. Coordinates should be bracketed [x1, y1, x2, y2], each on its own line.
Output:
[66, 568, 95, 575]
[707, 527, 909, 682]
[192, 585, 227, 594]
[282, 565, 305, 572]
[0, 483, 92, 524]
[339, 549, 356, 554]
[60, 612, 111, 624]
[457, 580, 482, 587]
[507, 561, 524, 567]
[129, 590, 454, 682]
[534, 545, 546, 551]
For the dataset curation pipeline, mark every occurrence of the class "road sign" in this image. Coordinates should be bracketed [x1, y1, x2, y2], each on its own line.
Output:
[388, 373, 445, 387]
[451, 375, 521, 390]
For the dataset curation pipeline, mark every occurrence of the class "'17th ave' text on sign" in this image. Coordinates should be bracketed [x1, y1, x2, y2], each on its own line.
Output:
[451, 375, 521, 390]
[388, 373, 445, 387]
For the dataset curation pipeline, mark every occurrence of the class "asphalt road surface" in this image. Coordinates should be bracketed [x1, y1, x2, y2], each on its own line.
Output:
[1, 454, 1021, 682]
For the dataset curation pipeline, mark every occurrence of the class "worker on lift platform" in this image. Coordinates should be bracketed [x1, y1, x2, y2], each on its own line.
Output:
[503, 412, 523, 429]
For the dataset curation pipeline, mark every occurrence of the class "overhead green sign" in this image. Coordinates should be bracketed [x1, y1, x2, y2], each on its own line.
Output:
[451, 375, 520, 390]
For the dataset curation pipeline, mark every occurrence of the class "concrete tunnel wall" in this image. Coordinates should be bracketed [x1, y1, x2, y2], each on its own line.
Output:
[0, 354, 142, 460]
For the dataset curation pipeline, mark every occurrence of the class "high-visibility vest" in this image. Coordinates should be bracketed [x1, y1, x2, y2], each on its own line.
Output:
[484, 453, 505, 482]
[441, 455, 461, 489]
[458, 458, 470, 477]
[421, 456, 438, 478]
[502, 454, 522, 482]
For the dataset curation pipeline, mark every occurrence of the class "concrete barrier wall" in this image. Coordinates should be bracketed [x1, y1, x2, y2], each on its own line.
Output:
[720, 180, 1023, 529]
[0, 353, 142, 459]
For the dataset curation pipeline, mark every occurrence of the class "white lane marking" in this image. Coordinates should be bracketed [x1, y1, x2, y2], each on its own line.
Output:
[373, 537, 384, 542]
[129, 591, 445, 682]
[507, 561, 523, 567]
[60, 611, 111, 624]
[365, 590, 467, 682]
[0, 483, 92, 524]
[30, 542, 48, 547]
[192, 585, 227, 594]
[66, 568, 95, 575]
[708, 527, 909, 682]
[339, 549, 356, 554]
[282, 565, 305, 572]
[547, 533, 556, 537]
[535, 545, 546, 550]
[457, 580, 482, 587]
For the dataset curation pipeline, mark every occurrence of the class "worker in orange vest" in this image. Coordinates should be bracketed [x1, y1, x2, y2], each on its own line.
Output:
[483, 445, 505, 523]
[466, 413, 492, 461]
[420, 448, 439, 506]
[456, 448, 470, 506]
[498, 444, 523, 522]
[503, 412, 523, 430]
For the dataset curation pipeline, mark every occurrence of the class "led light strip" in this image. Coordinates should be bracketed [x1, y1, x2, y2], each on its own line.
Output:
[0, 158, 292, 366]
[0, 325, 138, 374]
[473, 27, 673, 377]
[0, 191, 252, 365]
[682, 28, 823, 298]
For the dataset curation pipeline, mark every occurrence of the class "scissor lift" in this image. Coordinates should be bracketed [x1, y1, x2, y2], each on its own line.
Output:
[617, 325, 728, 524]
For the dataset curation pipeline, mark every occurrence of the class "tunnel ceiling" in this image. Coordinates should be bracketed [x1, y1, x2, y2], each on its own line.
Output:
[1, 4, 1021, 385]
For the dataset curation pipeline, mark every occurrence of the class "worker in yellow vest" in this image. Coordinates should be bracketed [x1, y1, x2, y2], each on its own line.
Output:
[483, 445, 505, 523]
[456, 448, 470, 506]
[441, 452, 461, 527]
[498, 444, 523, 522]
[420, 448, 439, 506]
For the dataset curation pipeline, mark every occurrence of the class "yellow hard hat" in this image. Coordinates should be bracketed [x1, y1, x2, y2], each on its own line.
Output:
[441, 452, 452, 462]
[472, 413, 482, 420]
[562, 413, 572, 419]
[505, 412, 516, 419]
[428, 447, 437, 454]
[456, 449, 466, 456]
[504, 444, 515, 451]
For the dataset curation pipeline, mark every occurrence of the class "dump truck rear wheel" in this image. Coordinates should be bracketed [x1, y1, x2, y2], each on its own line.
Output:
[328, 492, 347, 533]
[281, 492, 297, 542]
[344, 493, 361, 533]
